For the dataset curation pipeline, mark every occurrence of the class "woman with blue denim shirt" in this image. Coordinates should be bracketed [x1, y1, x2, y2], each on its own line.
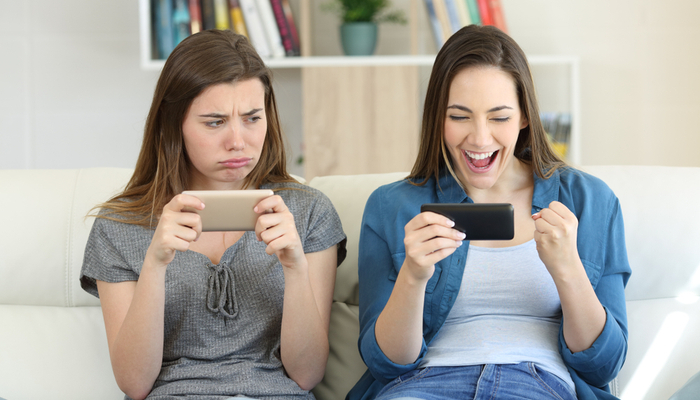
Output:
[348, 25, 630, 400]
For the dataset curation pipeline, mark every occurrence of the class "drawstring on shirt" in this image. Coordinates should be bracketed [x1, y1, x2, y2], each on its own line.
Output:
[206, 261, 238, 319]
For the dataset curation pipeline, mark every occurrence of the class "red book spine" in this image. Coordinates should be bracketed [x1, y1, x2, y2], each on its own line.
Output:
[476, 0, 493, 26]
[280, 0, 300, 55]
[270, 0, 296, 56]
[189, 0, 203, 34]
[487, 0, 507, 33]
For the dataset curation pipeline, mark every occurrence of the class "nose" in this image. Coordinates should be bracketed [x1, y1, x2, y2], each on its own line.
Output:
[467, 119, 493, 149]
[225, 121, 245, 151]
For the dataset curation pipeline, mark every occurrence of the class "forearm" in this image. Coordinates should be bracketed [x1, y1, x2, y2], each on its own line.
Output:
[280, 262, 329, 390]
[374, 266, 427, 365]
[107, 263, 166, 399]
[556, 260, 607, 353]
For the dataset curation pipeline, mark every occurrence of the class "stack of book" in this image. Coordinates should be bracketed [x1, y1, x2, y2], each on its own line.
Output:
[153, 0, 301, 60]
[540, 112, 572, 159]
[424, 0, 507, 49]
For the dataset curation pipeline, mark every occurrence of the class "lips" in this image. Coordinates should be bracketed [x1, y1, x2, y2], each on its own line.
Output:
[220, 158, 251, 168]
[462, 150, 498, 171]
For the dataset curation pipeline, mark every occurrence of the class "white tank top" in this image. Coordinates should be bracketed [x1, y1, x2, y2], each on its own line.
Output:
[420, 239, 575, 391]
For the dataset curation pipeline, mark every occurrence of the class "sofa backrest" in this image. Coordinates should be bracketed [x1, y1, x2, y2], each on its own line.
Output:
[0, 168, 132, 399]
[582, 166, 700, 399]
[2, 166, 699, 400]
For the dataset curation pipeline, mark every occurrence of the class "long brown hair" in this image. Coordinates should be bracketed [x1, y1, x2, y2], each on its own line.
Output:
[98, 30, 293, 227]
[408, 24, 566, 186]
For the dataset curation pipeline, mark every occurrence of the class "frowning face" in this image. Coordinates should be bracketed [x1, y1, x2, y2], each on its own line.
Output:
[182, 79, 267, 190]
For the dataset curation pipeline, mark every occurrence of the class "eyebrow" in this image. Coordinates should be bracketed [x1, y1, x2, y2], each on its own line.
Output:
[198, 108, 263, 118]
[447, 104, 514, 113]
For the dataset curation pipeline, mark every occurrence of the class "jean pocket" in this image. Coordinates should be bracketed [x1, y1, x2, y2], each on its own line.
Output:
[528, 363, 576, 400]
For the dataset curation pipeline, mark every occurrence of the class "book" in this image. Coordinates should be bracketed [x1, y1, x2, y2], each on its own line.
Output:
[255, 0, 286, 58]
[432, 0, 453, 42]
[465, 0, 481, 25]
[154, 0, 175, 59]
[228, 0, 249, 37]
[239, 0, 272, 57]
[201, 0, 217, 30]
[443, 0, 462, 33]
[476, 0, 493, 26]
[188, 0, 203, 34]
[423, 0, 444, 50]
[213, 0, 231, 30]
[172, 0, 191, 45]
[280, 0, 301, 56]
[487, 0, 507, 33]
[454, 0, 472, 27]
[270, 0, 300, 56]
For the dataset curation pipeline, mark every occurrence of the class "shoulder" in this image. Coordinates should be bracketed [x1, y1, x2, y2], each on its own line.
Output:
[545, 167, 621, 219]
[264, 181, 341, 222]
[556, 167, 614, 195]
[368, 178, 435, 206]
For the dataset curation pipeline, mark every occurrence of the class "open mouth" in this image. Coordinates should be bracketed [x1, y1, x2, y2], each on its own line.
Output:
[463, 150, 498, 170]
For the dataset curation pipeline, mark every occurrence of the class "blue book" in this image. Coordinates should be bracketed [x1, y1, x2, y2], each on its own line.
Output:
[444, 0, 462, 33]
[172, 0, 191, 46]
[154, 0, 175, 59]
[424, 0, 444, 50]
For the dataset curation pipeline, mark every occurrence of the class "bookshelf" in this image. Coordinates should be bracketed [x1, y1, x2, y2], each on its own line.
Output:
[138, 0, 580, 177]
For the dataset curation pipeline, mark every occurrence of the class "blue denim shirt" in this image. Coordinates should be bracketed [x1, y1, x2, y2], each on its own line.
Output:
[347, 167, 631, 400]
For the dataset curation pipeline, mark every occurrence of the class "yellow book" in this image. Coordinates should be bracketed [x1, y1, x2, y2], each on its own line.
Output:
[229, 0, 249, 37]
[214, 0, 230, 30]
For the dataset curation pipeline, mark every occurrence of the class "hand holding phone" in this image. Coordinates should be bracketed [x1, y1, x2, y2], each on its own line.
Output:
[420, 203, 514, 241]
[182, 189, 274, 231]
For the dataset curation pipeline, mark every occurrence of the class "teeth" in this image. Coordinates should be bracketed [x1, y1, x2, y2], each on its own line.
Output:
[464, 150, 495, 160]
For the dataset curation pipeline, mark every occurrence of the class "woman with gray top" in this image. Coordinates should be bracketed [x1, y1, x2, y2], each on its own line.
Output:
[80, 30, 346, 400]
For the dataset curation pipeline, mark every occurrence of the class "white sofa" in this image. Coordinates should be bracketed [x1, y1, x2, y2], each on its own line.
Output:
[1, 166, 699, 400]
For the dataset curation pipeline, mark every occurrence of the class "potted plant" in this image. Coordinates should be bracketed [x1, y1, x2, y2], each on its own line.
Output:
[322, 0, 406, 56]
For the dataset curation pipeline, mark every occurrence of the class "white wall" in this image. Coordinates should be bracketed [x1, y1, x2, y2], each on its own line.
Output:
[1, 0, 699, 172]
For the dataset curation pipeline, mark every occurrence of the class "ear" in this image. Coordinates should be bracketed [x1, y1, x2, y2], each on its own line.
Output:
[520, 117, 529, 130]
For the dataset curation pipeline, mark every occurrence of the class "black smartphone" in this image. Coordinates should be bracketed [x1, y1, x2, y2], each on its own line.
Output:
[420, 203, 514, 241]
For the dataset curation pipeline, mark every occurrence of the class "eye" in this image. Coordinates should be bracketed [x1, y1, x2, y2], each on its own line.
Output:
[205, 119, 224, 128]
[448, 115, 468, 121]
[492, 117, 511, 123]
[246, 115, 263, 123]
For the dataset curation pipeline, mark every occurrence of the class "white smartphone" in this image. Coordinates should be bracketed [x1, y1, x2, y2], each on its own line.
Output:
[182, 189, 274, 231]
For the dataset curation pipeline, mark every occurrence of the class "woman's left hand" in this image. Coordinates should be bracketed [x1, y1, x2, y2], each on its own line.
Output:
[254, 194, 306, 270]
[532, 201, 581, 279]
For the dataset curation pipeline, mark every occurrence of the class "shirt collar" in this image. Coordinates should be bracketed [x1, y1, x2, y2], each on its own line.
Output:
[531, 167, 561, 211]
[431, 166, 562, 210]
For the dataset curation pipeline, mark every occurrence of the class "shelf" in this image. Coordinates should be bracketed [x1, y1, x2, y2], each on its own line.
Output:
[139, 55, 438, 71]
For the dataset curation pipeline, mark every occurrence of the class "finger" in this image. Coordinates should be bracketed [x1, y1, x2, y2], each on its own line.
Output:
[254, 194, 284, 214]
[413, 241, 460, 266]
[535, 207, 566, 228]
[547, 201, 577, 222]
[168, 193, 206, 212]
[407, 236, 462, 262]
[412, 222, 466, 243]
[405, 211, 456, 232]
[534, 216, 554, 235]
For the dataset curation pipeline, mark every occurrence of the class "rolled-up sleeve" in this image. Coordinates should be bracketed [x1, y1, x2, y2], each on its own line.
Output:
[560, 195, 630, 390]
[357, 188, 428, 384]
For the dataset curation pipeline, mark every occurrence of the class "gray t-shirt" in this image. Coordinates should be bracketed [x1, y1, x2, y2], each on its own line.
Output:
[80, 182, 347, 400]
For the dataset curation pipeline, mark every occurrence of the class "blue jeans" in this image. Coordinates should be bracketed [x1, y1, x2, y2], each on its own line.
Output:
[669, 370, 700, 400]
[374, 363, 577, 400]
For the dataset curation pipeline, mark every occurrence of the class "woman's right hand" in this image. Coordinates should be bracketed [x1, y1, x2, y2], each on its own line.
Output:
[145, 194, 205, 268]
[402, 211, 465, 283]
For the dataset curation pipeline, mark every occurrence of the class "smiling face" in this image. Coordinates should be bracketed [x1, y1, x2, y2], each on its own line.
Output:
[182, 79, 267, 190]
[444, 66, 528, 195]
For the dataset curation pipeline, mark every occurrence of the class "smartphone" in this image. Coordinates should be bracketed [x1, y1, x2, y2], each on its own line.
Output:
[182, 189, 274, 231]
[420, 203, 514, 241]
